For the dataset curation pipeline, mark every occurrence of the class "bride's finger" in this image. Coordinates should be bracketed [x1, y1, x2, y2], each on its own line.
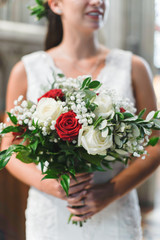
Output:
[72, 212, 94, 222]
[68, 180, 92, 195]
[67, 205, 90, 216]
[70, 173, 93, 186]
[68, 191, 87, 205]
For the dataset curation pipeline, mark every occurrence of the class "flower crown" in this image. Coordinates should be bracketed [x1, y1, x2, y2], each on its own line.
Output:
[28, 0, 47, 20]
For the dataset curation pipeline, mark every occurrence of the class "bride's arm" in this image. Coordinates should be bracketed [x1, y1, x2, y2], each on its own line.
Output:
[1, 61, 92, 200]
[67, 55, 160, 221]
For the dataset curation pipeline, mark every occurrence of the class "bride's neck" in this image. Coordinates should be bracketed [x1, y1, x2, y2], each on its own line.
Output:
[59, 28, 101, 60]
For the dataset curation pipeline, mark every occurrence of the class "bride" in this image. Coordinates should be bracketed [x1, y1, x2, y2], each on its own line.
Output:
[1, 0, 160, 239]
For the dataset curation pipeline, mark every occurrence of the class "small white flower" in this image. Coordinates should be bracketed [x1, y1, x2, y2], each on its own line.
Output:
[7, 117, 10, 122]
[133, 152, 140, 157]
[81, 102, 86, 106]
[88, 118, 93, 124]
[70, 96, 75, 101]
[14, 100, 18, 106]
[21, 101, 28, 108]
[24, 119, 29, 124]
[18, 95, 23, 102]
[138, 145, 144, 151]
[18, 120, 23, 125]
[54, 139, 58, 143]
[42, 127, 47, 132]
[50, 125, 55, 130]
[10, 109, 15, 114]
[82, 107, 87, 113]
[44, 122, 49, 127]
[62, 102, 66, 107]
[72, 140, 77, 144]
[141, 156, 146, 160]
[77, 104, 81, 110]
[76, 99, 81, 104]
[63, 107, 69, 112]
[42, 132, 47, 136]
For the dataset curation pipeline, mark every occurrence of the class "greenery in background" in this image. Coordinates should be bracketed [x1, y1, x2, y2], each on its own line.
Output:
[28, 0, 47, 20]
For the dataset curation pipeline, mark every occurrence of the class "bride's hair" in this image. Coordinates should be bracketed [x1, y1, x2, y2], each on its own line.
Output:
[44, 2, 63, 50]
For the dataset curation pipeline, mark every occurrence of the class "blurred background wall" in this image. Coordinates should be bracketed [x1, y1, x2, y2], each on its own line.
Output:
[0, 0, 160, 239]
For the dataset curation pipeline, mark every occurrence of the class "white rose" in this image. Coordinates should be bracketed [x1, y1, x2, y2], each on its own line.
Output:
[33, 98, 63, 124]
[78, 126, 113, 155]
[94, 93, 114, 118]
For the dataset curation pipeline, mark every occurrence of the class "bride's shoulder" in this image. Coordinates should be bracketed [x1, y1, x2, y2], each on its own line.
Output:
[131, 54, 152, 84]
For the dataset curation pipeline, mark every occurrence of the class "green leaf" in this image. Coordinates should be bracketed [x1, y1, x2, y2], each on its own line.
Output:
[57, 73, 65, 78]
[153, 111, 160, 119]
[132, 124, 140, 137]
[16, 151, 34, 164]
[30, 140, 39, 152]
[1, 126, 21, 134]
[7, 112, 18, 125]
[0, 144, 25, 170]
[138, 109, 146, 119]
[80, 77, 92, 89]
[0, 150, 11, 170]
[68, 214, 74, 224]
[60, 174, 70, 196]
[102, 160, 112, 169]
[123, 112, 135, 119]
[152, 119, 160, 129]
[78, 148, 103, 166]
[88, 81, 101, 89]
[104, 155, 115, 161]
[148, 137, 160, 146]
[84, 89, 96, 100]
[93, 116, 104, 129]
[116, 112, 124, 120]
[42, 169, 59, 180]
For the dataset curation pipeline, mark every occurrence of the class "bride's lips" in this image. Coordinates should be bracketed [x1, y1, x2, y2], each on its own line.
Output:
[85, 10, 103, 20]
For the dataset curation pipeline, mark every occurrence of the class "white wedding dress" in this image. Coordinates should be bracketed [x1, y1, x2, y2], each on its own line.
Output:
[22, 49, 143, 240]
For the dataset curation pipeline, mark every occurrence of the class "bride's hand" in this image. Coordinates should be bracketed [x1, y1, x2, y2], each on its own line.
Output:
[67, 181, 116, 221]
[40, 173, 93, 200]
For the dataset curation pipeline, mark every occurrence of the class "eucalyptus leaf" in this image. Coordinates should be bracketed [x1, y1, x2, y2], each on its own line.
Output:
[123, 112, 134, 119]
[138, 109, 146, 119]
[114, 135, 122, 147]
[152, 119, 160, 129]
[115, 149, 129, 156]
[132, 124, 140, 137]
[104, 155, 115, 161]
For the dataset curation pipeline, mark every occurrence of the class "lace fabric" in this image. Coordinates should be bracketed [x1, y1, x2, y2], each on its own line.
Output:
[22, 49, 142, 240]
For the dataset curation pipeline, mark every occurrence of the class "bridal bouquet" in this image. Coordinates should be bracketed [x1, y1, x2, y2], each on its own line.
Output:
[0, 74, 160, 225]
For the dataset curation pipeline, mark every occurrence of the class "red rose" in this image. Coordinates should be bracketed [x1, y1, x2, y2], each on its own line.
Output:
[55, 111, 82, 142]
[38, 89, 64, 102]
[120, 107, 126, 113]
